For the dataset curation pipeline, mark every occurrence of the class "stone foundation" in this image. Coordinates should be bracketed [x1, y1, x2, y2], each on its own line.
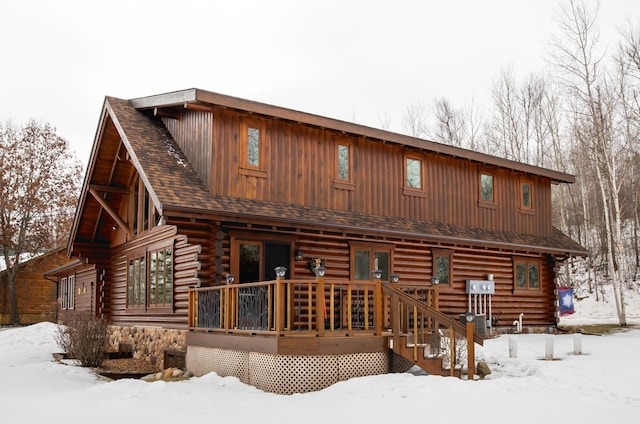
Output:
[108, 325, 186, 369]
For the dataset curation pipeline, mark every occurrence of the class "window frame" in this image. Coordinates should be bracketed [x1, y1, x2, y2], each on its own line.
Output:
[333, 141, 355, 190]
[239, 118, 268, 178]
[519, 178, 534, 214]
[479, 170, 497, 208]
[59, 275, 75, 309]
[147, 243, 174, 308]
[513, 257, 541, 291]
[126, 241, 174, 311]
[403, 153, 426, 197]
[432, 248, 454, 286]
[349, 241, 394, 282]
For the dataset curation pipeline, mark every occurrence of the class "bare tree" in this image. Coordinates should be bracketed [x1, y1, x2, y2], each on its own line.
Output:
[550, 0, 633, 326]
[401, 101, 430, 139]
[0, 120, 82, 325]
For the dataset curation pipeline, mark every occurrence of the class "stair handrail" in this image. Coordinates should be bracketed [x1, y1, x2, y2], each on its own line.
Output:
[382, 282, 484, 346]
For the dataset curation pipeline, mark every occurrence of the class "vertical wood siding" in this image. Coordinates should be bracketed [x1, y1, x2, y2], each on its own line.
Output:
[164, 107, 554, 238]
[163, 111, 213, 188]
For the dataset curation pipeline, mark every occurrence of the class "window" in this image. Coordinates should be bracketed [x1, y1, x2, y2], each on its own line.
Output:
[127, 252, 146, 307]
[513, 258, 540, 290]
[350, 242, 393, 281]
[333, 142, 355, 190]
[239, 119, 267, 178]
[432, 249, 453, 286]
[521, 180, 533, 210]
[337, 144, 350, 181]
[406, 157, 422, 189]
[480, 173, 494, 202]
[59, 276, 74, 309]
[127, 243, 174, 308]
[149, 246, 173, 307]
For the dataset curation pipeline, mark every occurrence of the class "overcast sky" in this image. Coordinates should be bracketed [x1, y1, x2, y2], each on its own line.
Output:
[1, 0, 639, 166]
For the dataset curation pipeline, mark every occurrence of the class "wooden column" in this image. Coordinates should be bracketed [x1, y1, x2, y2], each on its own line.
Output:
[467, 319, 476, 380]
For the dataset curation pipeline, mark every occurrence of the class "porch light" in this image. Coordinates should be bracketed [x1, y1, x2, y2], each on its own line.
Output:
[274, 266, 287, 278]
[390, 274, 400, 283]
[294, 248, 304, 261]
[314, 265, 326, 277]
[225, 274, 235, 284]
[431, 276, 440, 285]
[371, 269, 383, 280]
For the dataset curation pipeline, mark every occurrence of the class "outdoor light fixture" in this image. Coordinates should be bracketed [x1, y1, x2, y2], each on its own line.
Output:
[390, 274, 400, 283]
[371, 269, 383, 280]
[314, 265, 326, 277]
[225, 274, 235, 284]
[274, 266, 287, 278]
[294, 248, 304, 261]
[431, 276, 440, 285]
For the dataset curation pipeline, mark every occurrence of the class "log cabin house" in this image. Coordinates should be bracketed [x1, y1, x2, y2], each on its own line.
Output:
[56, 88, 587, 393]
[1, 247, 72, 325]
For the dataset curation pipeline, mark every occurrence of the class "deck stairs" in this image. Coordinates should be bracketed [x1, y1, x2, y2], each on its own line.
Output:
[382, 282, 483, 379]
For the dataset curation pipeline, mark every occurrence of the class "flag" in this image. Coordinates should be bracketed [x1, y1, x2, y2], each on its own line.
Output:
[558, 286, 575, 316]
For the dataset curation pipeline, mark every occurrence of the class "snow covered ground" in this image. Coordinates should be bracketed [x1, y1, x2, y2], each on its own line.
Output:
[1, 287, 638, 424]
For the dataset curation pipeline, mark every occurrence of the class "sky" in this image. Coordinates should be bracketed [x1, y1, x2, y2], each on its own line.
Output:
[0, 286, 638, 424]
[1, 0, 640, 167]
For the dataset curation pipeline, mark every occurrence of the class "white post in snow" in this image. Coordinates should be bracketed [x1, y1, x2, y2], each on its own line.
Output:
[573, 333, 582, 355]
[509, 337, 518, 358]
[545, 336, 554, 360]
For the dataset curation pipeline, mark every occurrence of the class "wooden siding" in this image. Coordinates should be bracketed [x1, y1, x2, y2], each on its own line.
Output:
[0, 250, 71, 324]
[107, 224, 200, 328]
[162, 110, 213, 189]
[163, 108, 554, 238]
[215, 223, 561, 327]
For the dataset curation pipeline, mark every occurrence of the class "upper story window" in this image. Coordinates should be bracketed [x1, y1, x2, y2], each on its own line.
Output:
[520, 178, 534, 213]
[247, 127, 260, 167]
[337, 144, 350, 181]
[240, 118, 267, 178]
[403, 154, 426, 197]
[480, 173, 494, 202]
[333, 142, 355, 191]
[513, 257, 540, 290]
[406, 157, 422, 189]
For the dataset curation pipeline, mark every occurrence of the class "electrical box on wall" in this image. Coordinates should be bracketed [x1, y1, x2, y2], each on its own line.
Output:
[465, 279, 495, 294]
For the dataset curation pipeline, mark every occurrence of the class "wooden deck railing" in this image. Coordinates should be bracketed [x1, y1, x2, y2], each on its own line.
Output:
[188, 275, 483, 375]
[188, 275, 390, 335]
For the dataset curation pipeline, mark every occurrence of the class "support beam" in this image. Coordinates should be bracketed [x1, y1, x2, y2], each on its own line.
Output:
[89, 184, 130, 194]
[89, 187, 132, 236]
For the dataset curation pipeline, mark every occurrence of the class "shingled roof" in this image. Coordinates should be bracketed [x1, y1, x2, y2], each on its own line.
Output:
[99, 96, 587, 257]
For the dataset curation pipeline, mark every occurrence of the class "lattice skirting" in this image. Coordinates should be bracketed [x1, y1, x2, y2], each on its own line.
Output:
[187, 346, 389, 394]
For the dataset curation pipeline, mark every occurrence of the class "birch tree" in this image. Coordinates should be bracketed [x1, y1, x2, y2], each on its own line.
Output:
[550, 0, 630, 325]
[0, 120, 82, 325]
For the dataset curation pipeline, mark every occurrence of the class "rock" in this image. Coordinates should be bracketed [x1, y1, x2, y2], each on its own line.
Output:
[171, 368, 184, 378]
[476, 361, 491, 379]
[163, 368, 175, 379]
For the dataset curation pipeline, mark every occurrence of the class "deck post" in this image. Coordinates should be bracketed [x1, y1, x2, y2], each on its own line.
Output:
[465, 314, 476, 380]
[372, 269, 383, 335]
[389, 275, 400, 354]
[315, 271, 325, 336]
[225, 274, 235, 330]
[274, 267, 287, 335]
